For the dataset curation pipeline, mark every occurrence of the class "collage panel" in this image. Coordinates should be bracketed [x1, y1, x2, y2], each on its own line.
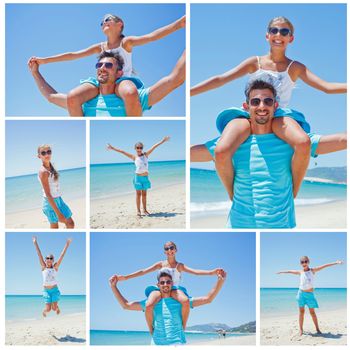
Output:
[260, 231, 347, 346]
[5, 231, 86, 345]
[5, 120, 86, 230]
[190, 3, 347, 229]
[6, 3, 185, 117]
[90, 120, 186, 229]
[90, 231, 256, 346]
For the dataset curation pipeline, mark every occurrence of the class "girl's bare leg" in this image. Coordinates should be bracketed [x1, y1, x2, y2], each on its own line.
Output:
[65, 217, 75, 229]
[190, 144, 214, 162]
[50, 223, 59, 229]
[171, 289, 190, 330]
[215, 118, 251, 200]
[315, 133, 347, 155]
[116, 80, 142, 116]
[67, 83, 99, 116]
[43, 303, 51, 317]
[309, 308, 321, 333]
[51, 302, 60, 315]
[136, 191, 142, 216]
[299, 307, 305, 335]
[145, 291, 162, 334]
[272, 117, 311, 198]
[141, 190, 150, 215]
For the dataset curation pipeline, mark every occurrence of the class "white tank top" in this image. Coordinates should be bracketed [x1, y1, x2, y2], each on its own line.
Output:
[299, 269, 315, 290]
[248, 56, 295, 108]
[38, 167, 61, 198]
[160, 264, 182, 286]
[134, 155, 149, 174]
[102, 42, 135, 77]
[42, 268, 58, 287]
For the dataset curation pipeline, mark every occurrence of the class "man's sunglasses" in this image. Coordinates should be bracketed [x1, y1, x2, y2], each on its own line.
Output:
[268, 27, 292, 37]
[249, 97, 275, 107]
[95, 62, 114, 69]
[159, 280, 172, 285]
[40, 150, 52, 156]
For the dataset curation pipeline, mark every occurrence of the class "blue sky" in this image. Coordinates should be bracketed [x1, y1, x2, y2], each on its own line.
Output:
[191, 4, 346, 169]
[5, 120, 86, 177]
[6, 3, 185, 116]
[90, 120, 185, 164]
[261, 232, 347, 288]
[90, 232, 256, 331]
[6, 232, 86, 295]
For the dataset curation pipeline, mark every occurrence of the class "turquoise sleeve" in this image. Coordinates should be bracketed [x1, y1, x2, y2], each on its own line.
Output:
[308, 133, 321, 158]
[138, 88, 152, 112]
[204, 137, 220, 159]
[139, 299, 147, 312]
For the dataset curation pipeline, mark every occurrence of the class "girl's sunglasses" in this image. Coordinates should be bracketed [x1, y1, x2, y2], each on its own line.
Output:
[164, 246, 175, 251]
[40, 150, 52, 156]
[95, 62, 114, 69]
[100, 16, 114, 27]
[249, 97, 275, 107]
[136, 147, 143, 150]
[46, 257, 54, 260]
[300, 260, 309, 264]
[268, 27, 292, 37]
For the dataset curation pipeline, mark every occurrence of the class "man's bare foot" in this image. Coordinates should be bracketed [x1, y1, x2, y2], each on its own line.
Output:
[144, 210, 150, 216]
[42, 311, 47, 317]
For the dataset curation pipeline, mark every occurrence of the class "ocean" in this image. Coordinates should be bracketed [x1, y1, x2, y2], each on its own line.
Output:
[5, 167, 86, 214]
[91, 160, 185, 200]
[90, 330, 252, 345]
[261, 288, 347, 318]
[6, 295, 86, 321]
[191, 168, 346, 218]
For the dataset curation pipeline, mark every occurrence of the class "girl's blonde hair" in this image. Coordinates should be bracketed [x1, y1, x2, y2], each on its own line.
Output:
[134, 142, 144, 149]
[37, 144, 59, 181]
[267, 16, 294, 35]
[164, 241, 177, 250]
[103, 14, 125, 39]
[300, 256, 310, 263]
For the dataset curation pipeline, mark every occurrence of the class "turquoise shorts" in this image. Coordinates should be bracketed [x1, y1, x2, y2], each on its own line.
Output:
[42, 197, 72, 224]
[133, 175, 151, 191]
[43, 286, 60, 304]
[296, 290, 319, 308]
[145, 285, 191, 299]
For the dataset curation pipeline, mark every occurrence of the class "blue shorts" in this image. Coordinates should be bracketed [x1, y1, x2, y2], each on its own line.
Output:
[296, 290, 319, 308]
[81, 76, 144, 90]
[42, 197, 72, 224]
[133, 175, 151, 191]
[43, 286, 60, 304]
[145, 285, 191, 299]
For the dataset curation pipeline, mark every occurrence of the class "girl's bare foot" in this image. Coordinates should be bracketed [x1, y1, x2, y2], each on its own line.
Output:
[144, 210, 150, 216]
[56, 307, 60, 315]
[316, 329, 322, 334]
[42, 311, 47, 317]
[299, 330, 303, 336]
[137, 211, 142, 217]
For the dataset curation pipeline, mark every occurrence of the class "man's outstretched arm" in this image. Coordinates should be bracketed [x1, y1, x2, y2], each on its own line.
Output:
[28, 57, 68, 109]
[192, 270, 226, 308]
[147, 50, 185, 107]
[109, 275, 143, 311]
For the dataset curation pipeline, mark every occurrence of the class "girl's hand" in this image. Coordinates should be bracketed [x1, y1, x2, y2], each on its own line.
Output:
[336, 260, 344, 265]
[67, 238, 73, 245]
[109, 275, 118, 287]
[212, 268, 223, 275]
[106, 143, 114, 150]
[162, 136, 170, 143]
[32, 236, 37, 244]
[117, 275, 126, 281]
[29, 56, 47, 65]
[179, 15, 186, 28]
[58, 214, 67, 224]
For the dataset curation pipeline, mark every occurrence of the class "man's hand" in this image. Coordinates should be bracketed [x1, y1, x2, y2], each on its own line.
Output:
[28, 57, 39, 75]
[109, 274, 119, 288]
[217, 269, 227, 281]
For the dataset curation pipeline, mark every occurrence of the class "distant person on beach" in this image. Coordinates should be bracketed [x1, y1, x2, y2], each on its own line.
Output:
[32, 236, 72, 317]
[109, 269, 226, 345]
[191, 79, 347, 228]
[28, 49, 185, 117]
[37, 144, 75, 229]
[107, 136, 170, 217]
[191, 16, 346, 200]
[28, 14, 185, 116]
[277, 256, 343, 336]
[116, 241, 223, 334]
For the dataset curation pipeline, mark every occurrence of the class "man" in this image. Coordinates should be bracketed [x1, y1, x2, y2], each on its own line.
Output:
[109, 269, 226, 345]
[191, 79, 347, 228]
[28, 50, 185, 117]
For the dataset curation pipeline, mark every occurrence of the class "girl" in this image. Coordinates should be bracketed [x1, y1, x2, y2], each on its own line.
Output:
[37, 144, 74, 229]
[117, 241, 223, 334]
[107, 136, 170, 217]
[32, 236, 72, 317]
[277, 256, 343, 336]
[28, 14, 185, 116]
[191, 16, 346, 199]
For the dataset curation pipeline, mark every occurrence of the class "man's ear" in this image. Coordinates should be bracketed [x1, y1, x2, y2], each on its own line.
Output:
[117, 70, 123, 79]
[242, 102, 249, 111]
[274, 101, 279, 109]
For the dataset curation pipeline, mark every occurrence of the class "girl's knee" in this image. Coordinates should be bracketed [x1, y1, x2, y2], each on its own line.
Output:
[136, 191, 142, 197]
[118, 82, 139, 100]
[51, 304, 57, 311]
[45, 304, 52, 312]
[309, 309, 316, 315]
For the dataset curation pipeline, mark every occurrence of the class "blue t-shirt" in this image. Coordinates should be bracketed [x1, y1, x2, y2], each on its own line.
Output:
[81, 77, 151, 117]
[140, 297, 193, 345]
[206, 133, 320, 229]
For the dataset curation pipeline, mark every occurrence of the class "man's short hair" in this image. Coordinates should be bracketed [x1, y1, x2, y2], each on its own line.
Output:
[245, 79, 277, 102]
[98, 51, 124, 71]
[157, 270, 173, 281]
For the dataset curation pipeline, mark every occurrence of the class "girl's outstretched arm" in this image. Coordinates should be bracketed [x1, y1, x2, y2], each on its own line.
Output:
[28, 43, 101, 65]
[313, 260, 343, 273]
[55, 238, 72, 270]
[123, 15, 185, 50]
[190, 56, 257, 96]
[117, 261, 163, 281]
[145, 136, 170, 157]
[276, 270, 300, 275]
[32, 236, 46, 269]
[297, 63, 347, 94]
[107, 144, 135, 161]
[180, 263, 223, 276]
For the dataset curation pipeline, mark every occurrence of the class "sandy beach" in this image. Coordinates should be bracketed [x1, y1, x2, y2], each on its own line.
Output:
[6, 198, 86, 229]
[91, 183, 186, 228]
[6, 312, 86, 345]
[191, 200, 346, 229]
[261, 308, 347, 345]
[192, 333, 256, 345]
